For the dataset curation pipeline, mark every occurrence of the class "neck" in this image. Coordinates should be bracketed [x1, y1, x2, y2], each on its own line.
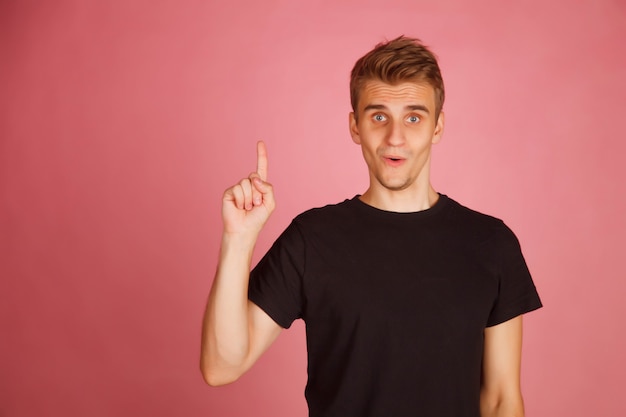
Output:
[359, 184, 439, 213]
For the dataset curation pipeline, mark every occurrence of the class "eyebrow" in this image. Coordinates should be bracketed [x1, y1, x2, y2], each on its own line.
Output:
[363, 104, 430, 114]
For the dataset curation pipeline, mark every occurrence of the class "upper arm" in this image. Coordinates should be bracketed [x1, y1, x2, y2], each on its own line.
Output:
[200, 299, 282, 387]
[241, 300, 283, 371]
[481, 315, 524, 416]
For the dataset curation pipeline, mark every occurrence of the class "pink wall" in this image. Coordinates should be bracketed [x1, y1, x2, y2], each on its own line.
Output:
[1, 1, 625, 416]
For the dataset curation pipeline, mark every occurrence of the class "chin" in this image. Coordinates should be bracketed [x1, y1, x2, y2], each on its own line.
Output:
[379, 179, 411, 191]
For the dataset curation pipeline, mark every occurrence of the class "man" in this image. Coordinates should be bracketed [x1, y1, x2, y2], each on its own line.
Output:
[201, 36, 542, 417]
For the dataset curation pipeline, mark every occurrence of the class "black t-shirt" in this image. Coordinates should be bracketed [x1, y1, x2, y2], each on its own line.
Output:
[249, 195, 542, 417]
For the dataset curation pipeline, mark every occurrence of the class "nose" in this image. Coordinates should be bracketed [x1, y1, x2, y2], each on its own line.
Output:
[384, 119, 406, 146]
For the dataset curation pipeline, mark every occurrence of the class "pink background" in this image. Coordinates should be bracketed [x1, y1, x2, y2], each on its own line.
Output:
[1, 1, 625, 416]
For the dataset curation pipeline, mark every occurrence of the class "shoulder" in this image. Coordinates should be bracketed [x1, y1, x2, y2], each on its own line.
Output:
[281, 197, 364, 242]
[444, 197, 531, 278]
[293, 197, 359, 224]
[445, 196, 502, 225]
[443, 196, 517, 243]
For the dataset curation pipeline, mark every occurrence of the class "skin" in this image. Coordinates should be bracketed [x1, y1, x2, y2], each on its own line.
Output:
[200, 80, 526, 417]
[481, 316, 525, 417]
[349, 80, 443, 212]
[200, 141, 281, 386]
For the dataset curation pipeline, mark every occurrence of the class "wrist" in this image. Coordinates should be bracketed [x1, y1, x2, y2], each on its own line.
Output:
[221, 230, 259, 252]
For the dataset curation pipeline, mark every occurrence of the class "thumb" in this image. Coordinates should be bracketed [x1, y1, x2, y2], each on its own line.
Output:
[252, 176, 272, 194]
[252, 175, 274, 205]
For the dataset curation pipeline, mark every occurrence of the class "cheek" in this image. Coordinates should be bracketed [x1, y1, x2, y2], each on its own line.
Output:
[361, 134, 382, 154]
[361, 124, 388, 141]
[360, 142, 379, 163]
[409, 127, 435, 143]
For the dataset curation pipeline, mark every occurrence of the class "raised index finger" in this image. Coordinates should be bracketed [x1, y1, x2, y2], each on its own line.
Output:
[256, 140, 268, 181]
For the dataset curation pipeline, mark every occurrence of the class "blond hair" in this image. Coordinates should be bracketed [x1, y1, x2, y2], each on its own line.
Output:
[350, 36, 445, 119]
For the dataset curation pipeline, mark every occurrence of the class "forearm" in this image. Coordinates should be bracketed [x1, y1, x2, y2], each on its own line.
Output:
[480, 393, 524, 417]
[201, 232, 257, 385]
[481, 316, 525, 417]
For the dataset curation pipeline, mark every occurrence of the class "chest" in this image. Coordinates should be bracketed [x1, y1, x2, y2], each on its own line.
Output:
[301, 227, 499, 334]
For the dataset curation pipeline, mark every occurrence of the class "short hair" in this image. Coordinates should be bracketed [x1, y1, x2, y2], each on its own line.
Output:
[350, 36, 445, 119]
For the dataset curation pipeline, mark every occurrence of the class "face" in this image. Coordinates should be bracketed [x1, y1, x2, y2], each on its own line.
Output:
[349, 80, 444, 195]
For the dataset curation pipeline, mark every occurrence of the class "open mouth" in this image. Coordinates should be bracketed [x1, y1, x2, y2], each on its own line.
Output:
[383, 156, 405, 166]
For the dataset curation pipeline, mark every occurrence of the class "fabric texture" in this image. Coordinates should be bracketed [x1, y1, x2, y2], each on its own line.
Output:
[248, 194, 542, 417]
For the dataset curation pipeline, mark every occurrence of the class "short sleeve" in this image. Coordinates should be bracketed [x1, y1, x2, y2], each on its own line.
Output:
[486, 222, 543, 327]
[248, 220, 306, 329]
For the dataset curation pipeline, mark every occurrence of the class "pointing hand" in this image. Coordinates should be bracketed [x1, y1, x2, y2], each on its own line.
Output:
[222, 141, 275, 236]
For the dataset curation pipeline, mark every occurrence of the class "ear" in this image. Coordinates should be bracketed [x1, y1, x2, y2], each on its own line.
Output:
[431, 111, 445, 144]
[349, 112, 361, 144]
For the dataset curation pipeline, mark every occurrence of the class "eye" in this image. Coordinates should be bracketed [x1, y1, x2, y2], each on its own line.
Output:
[373, 113, 387, 122]
[406, 115, 420, 123]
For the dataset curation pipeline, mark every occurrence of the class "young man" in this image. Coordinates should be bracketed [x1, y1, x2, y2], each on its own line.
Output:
[201, 36, 542, 417]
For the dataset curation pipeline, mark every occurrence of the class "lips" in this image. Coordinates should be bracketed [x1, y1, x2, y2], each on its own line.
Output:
[382, 155, 406, 167]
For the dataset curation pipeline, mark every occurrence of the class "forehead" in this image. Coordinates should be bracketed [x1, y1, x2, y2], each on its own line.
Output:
[358, 80, 436, 110]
